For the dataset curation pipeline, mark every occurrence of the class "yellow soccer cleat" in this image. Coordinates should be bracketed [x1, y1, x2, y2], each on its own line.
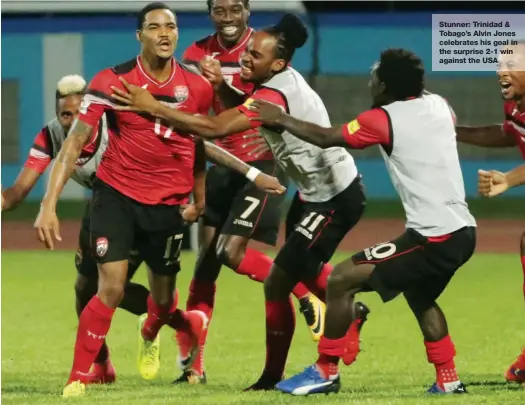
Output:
[62, 380, 86, 397]
[137, 313, 161, 380]
[299, 294, 326, 342]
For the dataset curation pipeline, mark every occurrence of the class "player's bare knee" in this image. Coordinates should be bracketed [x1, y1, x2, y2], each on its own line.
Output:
[327, 265, 356, 293]
[216, 235, 248, 270]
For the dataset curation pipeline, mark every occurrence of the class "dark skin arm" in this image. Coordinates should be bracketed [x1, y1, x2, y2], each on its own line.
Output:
[34, 120, 93, 249]
[202, 140, 285, 194]
[182, 138, 207, 224]
[2, 168, 43, 211]
[455, 124, 516, 147]
[199, 57, 245, 108]
[111, 77, 251, 138]
[246, 99, 347, 148]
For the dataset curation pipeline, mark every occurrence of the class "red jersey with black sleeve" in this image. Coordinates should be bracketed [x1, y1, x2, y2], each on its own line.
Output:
[341, 108, 391, 151]
[78, 56, 214, 205]
[183, 28, 272, 162]
[502, 100, 525, 159]
[236, 87, 288, 127]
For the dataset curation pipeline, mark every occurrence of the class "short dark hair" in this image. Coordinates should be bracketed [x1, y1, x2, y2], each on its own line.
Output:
[262, 14, 308, 63]
[207, 0, 249, 13]
[137, 2, 173, 30]
[376, 48, 425, 100]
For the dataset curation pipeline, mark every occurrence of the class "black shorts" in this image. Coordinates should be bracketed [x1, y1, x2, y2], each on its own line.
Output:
[354, 226, 476, 303]
[202, 159, 288, 246]
[90, 179, 185, 276]
[274, 175, 366, 281]
[76, 200, 143, 280]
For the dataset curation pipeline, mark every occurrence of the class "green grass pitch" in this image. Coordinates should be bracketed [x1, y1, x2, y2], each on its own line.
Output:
[2, 250, 525, 404]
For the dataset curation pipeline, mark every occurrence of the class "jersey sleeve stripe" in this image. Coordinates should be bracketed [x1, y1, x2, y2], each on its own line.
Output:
[29, 147, 52, 159]
[84, 92, 116, 108]
[42, 125, 55, 157]
[259, 86, 290, 113]
[31, 142, 52, 155]
[378, 107, 394, 156]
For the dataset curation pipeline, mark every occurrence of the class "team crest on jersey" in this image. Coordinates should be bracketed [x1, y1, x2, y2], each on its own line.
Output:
[96, 237, 108, 257]
[174, 86, 189, 103]
[347, 119, 360, 134]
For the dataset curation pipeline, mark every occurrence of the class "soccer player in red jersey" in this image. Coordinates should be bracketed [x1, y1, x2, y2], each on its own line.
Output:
[33, 3, 284, 397]
[2, 75, 150, 385]
[112, 14, 370, 391]
[455, 41, 525, 383]
[174, 0, 325, 384]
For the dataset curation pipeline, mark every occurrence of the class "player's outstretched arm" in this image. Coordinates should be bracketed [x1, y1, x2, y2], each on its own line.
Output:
[203, 140, 286, 194]
[478, 165, 525, 197]
[456, 124, 516, 147]
[35, 120, 93, 249]
[2, 168, 42, 211]
[111, 77, 251, 138]
[247, 99, 346, 148]
[505, 164, 525, 189]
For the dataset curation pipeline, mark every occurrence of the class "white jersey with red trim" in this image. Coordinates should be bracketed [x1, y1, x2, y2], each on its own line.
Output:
[380, 94, 476, 235]
[247, 68, 358, 203]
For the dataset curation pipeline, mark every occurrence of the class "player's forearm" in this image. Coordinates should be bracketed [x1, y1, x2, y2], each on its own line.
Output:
[215, 80, 245, 109]
[505, 164, 525, 189]
[41, 121, 91, 209]
[192, 139, 206, 209]
[203, 141, 251, 176]
[275, 114, 340, 148]
[154, 104, 226, 138]
[2, 186, 28, 211]
[455, 125, 516, 147]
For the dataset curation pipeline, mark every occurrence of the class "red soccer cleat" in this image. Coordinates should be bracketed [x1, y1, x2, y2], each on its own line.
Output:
[85, 359, 116, 385]
[505, 349, 525, 383]
[342, 302, 370, 366]
[175, 310, 208, 372]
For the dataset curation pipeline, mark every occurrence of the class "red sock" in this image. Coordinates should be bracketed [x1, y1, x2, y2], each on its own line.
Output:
[425, 335, 459, 391]
[303, 263, 332, 302]
[186, 280, 216, 375]
[521, 256, 525, 299]
[142, 292, 178, 341]
[237, 248, 310, 300]
[68, 296, 115, 384]
[94, 341, 109, 364]
[263, 298, 295, 379]
[316, 336, 345, 378]
[236, 248, 273, 282]
[292, 283, 310, 299]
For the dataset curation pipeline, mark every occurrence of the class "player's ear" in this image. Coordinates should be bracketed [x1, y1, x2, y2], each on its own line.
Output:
[136, 30, 142, 43]
[271, 59, 285, 73]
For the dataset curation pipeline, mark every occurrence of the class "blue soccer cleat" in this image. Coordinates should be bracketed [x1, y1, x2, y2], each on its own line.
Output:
[427, 381, 467, 394]
[275, 365, 340, 396]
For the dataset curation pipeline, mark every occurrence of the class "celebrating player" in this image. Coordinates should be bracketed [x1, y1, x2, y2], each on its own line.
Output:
[33, 3, 284, 397]
[248, 49, 477, 395]
[2, 75, 150, 385]
[111, 13, 370, 391]
[455, 40, 525, 383]
[176, 0, 324, 384]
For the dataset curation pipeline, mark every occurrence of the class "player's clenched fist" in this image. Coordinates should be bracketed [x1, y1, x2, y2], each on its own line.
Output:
[478, 169, 508, 198]
[199, 56, 223, 87]
[34, 205, 62, 250]
[254, 172, 286, 195]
